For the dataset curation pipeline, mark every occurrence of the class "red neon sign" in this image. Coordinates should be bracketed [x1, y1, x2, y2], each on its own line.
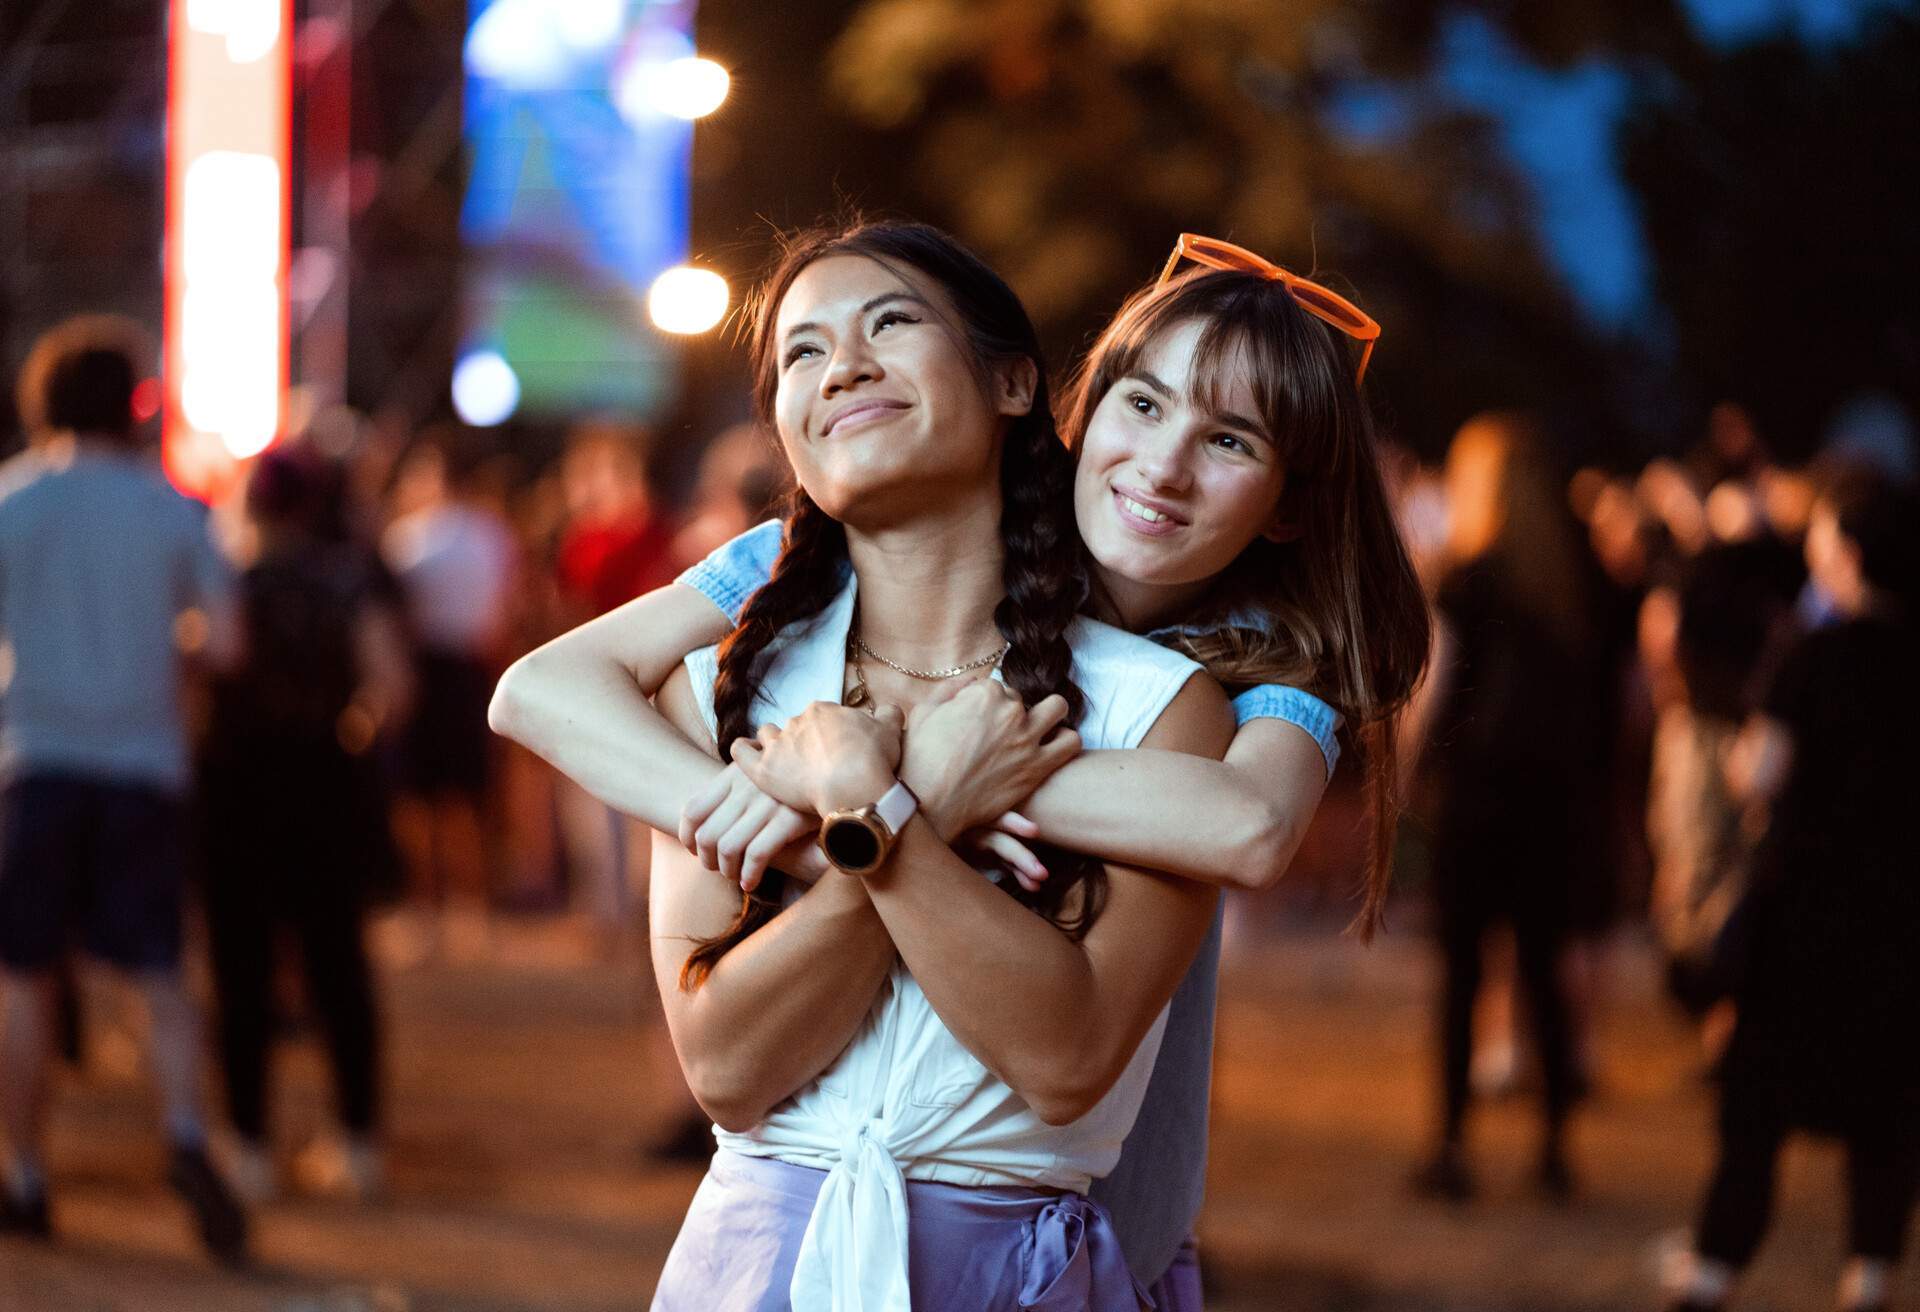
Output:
[164, 0, 293, 499]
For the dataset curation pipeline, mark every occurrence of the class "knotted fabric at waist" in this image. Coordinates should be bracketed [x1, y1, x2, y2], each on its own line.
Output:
[676, 1148, 1150, 1311]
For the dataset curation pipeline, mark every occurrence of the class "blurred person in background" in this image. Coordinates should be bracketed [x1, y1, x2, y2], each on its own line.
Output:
[0, 315, 247, 1259]
[1664, 469, 1920, 1312]
[554, 420, 678, 622]
[1412, 411, 1606, 1203]
[200, 448, 413, 1205]
[381, 429, 517, 958]
[670, 421, 789, 566]
[551, 422, 677, 936]
[1646, 541, 1794, 1049]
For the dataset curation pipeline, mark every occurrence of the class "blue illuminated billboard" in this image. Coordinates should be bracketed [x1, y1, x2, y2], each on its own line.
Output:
[459, 0, 696, 421]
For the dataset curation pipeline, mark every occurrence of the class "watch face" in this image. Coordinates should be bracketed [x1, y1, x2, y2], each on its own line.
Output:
[824, 817, 884, 873]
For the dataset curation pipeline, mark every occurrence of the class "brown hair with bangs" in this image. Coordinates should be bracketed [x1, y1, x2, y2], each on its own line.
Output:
[1058, 269, 1432, 936]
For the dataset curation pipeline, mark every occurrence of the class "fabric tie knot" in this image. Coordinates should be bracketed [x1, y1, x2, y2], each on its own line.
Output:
[790, 1120, 911, 1312]
[1019, 1194, 1156, 1311]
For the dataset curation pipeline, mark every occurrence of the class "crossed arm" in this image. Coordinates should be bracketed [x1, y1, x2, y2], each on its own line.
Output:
[655, 666, 1230, 1128]
[490, 583, 1329, 892]
[489, 583, 1324, 1125]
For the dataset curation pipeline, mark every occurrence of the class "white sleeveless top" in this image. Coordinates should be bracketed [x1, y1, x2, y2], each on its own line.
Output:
[682, 572, 1198, 1309]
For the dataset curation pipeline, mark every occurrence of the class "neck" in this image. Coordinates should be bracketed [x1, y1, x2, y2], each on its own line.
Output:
[1092, 561, 1208, 635]
[845, 486, 1007, 666]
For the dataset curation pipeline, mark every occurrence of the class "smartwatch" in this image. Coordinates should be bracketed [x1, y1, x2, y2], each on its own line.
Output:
[817, 780, 919, 876]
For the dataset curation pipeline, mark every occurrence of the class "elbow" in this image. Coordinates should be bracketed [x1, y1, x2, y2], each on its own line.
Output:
[1020, 1061, 1120, 1128]
[486, 655, 539, 744]
[1231, 804, 1306, 894]
[683, 1060, 773, 1134]
[1031, 1092, 1098, 1128]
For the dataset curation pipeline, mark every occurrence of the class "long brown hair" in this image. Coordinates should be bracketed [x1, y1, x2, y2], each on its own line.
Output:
[1059, 269, 1432, 937]
[680, 220, 1094, 989]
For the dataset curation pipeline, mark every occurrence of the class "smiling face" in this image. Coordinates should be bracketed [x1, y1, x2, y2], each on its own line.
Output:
[1073, 318, 1291, 626]
[770, 255, 1029, 527]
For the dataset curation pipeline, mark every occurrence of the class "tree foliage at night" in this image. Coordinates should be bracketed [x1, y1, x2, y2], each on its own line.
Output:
[806, 0, 1713, 451]
[1619, 9, 1920, 458]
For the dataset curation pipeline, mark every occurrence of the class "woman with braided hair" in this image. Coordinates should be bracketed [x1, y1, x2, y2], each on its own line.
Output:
[643, 221, 1225, 1307]
[492, 222, 1430, 1308]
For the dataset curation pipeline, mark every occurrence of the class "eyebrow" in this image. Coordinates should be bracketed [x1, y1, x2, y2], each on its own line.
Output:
[1127, 369, 1271, 443]
[783, 292, 931, 345]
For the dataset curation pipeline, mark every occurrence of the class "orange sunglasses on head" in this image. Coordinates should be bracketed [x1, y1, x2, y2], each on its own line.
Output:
[1157, 232, 1381, 384]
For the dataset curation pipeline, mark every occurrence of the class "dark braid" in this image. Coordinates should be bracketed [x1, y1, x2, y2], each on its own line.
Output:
[990, 400, 1103, 934]
[679, 218, 1100, 989]
[680, 490, 847, 989]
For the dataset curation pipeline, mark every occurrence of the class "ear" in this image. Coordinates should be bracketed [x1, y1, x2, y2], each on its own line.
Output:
[992, 357, 1039, 419]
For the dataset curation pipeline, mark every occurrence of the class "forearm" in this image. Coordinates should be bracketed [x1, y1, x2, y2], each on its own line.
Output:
[495, 647, 716, 830]
[1019, 749, 1314, 892]
[861, 819, 1155, 1124]
[658, 855, 897, 1130]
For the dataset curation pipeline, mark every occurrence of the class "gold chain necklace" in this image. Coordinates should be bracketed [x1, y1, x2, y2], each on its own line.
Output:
[843, 625, 1009, 709]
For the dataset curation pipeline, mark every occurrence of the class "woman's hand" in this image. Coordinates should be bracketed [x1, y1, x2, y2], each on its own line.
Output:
[679, 764, 820, 893]
[955, 811, 1050, 892]
[731, 703, 904, 817]
[899, 680, 1080, 842]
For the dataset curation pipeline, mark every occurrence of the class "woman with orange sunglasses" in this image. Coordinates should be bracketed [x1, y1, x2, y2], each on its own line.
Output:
[493, 227, 1429, 1306]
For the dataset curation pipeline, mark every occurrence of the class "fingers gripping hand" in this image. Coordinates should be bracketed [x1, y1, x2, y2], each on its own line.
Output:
[958, 828, 1051, 892]
[732, 701, 902, 815]
[901, 681, 1083, 839]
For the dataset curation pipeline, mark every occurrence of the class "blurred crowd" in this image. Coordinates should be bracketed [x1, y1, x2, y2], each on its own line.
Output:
[1, 314, 1915, 1305]
[1386, 400, 1919, 1310]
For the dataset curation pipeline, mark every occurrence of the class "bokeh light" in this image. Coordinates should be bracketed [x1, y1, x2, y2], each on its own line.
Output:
[647, 266, 729, 335]
[451, 350, 521, 426]
[648, 56, 729, 119]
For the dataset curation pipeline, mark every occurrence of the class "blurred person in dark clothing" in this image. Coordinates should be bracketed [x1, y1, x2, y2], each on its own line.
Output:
[1664, 472, 1920, 1312]
[1412, 411, 1606, 1203]
[0, 316, 248, 1259]
[200, 449, 413, 1204]
[381, 431, 516, 956]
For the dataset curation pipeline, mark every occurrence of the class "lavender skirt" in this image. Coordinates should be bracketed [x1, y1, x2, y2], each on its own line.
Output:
[1142, 1237, 1201, 1312]
[652, 1149, 1152, 1311]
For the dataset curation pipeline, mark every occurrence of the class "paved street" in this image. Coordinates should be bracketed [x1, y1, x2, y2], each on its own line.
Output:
[0, 908, 1898, 1311]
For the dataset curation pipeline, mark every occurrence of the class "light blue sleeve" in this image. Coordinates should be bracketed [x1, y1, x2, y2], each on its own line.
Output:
[1232, 684, 1342, 779]
[673, 519, 783, 623]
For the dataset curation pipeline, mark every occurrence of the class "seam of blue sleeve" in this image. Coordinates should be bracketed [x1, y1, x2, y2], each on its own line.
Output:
[1232, 685, 1341, 778]
[677, 559, 755, 624]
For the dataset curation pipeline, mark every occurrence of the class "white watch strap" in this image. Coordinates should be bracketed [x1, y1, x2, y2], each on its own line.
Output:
[873, 779, 918, 835]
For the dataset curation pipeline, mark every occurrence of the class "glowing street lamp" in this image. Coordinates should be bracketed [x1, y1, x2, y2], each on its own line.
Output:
[648, 266, 729, 335]
[651, 56, 729, 119]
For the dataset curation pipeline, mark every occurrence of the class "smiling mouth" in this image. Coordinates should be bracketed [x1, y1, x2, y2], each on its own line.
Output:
[1113, 488, 1186, 530]
[823, 401, 907, 437]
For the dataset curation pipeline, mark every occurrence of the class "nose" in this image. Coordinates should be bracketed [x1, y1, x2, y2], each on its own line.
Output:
[821, 335, 882, 397]
[1132, 425, 1195, 494]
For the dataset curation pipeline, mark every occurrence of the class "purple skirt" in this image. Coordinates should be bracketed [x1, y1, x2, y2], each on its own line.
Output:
[653, 1149, 1151, 1311]
[1142, 1237, 1201, 1312]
